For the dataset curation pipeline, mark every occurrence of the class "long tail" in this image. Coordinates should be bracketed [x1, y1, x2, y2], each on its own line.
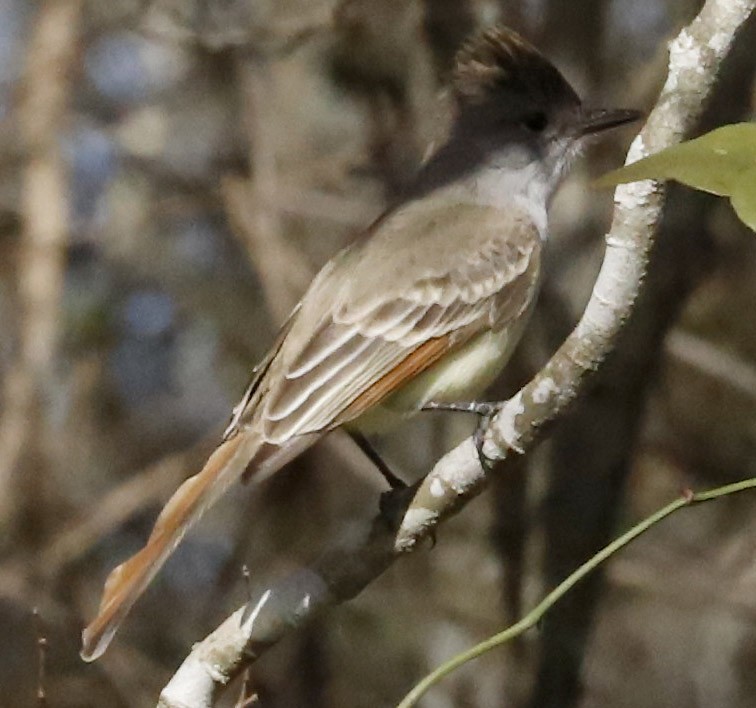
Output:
[81, 431, 270, 662]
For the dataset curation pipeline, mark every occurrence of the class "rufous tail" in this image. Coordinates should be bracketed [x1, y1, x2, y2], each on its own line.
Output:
[80, 431, 266, 662]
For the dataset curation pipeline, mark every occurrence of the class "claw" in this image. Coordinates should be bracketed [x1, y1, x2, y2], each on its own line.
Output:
[422, 400, 501, 471]
[471, 403, 500, 472]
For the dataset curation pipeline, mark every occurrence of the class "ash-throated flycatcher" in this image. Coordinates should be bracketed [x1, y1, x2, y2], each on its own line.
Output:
[81, 26, 639, 661]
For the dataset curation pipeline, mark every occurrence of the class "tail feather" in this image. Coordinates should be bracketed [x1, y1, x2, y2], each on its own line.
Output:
[81, 431, 265, 662]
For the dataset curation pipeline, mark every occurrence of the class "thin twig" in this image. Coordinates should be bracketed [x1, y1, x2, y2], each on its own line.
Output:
[235, 565, 259, 708]
[396, 478, 756, 707]
[665, 329, 756, 401]
[222, 53, 312, 326]
[32, 608, 48, 707]
[39, 439, 214, 576]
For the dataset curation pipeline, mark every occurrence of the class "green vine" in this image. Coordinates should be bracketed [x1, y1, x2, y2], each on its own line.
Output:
[397, 478, 756, 708]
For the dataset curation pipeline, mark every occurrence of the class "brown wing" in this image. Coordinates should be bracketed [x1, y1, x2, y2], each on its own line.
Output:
[232, 204, 542, 445]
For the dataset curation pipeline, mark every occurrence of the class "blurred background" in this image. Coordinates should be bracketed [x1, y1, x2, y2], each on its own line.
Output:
[0, 0, 755, 706]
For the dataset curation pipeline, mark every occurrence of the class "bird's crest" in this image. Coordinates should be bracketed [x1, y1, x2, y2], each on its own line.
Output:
[453, 26, 577, 106]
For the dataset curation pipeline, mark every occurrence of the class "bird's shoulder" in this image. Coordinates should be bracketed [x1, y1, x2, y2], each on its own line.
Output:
[336, 196, 541, 312]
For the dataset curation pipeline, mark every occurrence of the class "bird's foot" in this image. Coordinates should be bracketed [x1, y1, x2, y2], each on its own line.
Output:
[422, 400, 502, 472]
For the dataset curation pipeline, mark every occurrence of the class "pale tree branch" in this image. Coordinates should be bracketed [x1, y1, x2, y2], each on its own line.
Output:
[0, 0, 83, 525]
[158, 2, 755, 705]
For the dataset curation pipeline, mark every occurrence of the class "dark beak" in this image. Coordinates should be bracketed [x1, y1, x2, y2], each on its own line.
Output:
[576, 108, 643, 137]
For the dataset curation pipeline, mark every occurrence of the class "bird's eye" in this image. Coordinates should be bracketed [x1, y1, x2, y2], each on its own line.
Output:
[522, 112, 548, 132]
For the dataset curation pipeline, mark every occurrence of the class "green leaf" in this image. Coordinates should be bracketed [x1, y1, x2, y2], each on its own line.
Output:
[596, 123, 756, 232]
[731, 167, 756, 231]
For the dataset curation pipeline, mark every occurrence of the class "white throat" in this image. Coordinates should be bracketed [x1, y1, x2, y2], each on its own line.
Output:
[438, 159, 556, 240]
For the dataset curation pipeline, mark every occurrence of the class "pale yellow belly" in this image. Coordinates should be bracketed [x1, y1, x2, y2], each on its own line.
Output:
[351, 326, 517, 434]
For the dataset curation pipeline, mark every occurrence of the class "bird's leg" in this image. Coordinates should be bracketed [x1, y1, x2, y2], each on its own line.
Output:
[350, 431, 437, 547]
[348, 430, 407, 489]
[421, 400, 502, 472]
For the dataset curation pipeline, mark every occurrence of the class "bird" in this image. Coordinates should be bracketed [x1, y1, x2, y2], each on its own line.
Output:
[81, 25, 639, 661]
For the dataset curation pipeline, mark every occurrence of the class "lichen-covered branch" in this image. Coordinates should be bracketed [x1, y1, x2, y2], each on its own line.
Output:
[158, 1, 755, 705]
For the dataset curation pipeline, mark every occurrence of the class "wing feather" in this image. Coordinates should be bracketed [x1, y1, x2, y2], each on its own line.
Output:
[286, 320, 360, 378]
[232, 203, 541, 444]
[264, 339, 406, 442]
[266, 334, 377, 423]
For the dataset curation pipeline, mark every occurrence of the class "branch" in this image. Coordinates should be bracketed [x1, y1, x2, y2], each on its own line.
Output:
[221, 53, 312, 326]
[396, 477, 756, 707]
[158, 2, 755, 705]
[39, 439, 214, 577]
[665, 329, 756, 401]
[0, 0, 82, 523]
